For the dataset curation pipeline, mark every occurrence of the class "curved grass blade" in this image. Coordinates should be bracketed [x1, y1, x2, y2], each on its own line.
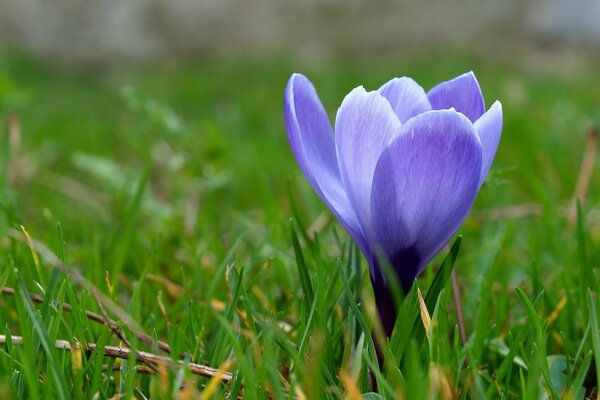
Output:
[16, 272, 70, 400]
[515, 287, 560, 400]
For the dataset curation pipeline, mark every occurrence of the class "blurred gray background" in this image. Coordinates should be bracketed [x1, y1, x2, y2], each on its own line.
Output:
[0, 0, 599, 63]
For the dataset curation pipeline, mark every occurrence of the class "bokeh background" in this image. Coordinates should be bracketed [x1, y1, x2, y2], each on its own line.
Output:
[0, 0, 599, 264]
[1, 1, 600, 398]
[1, 0, 600, 64]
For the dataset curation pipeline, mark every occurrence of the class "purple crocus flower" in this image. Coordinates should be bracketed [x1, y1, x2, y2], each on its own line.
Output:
[284, 72, 502, 335]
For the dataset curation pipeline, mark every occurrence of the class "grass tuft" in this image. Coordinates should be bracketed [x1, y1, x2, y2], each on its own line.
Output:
[1, 51, 600, 398]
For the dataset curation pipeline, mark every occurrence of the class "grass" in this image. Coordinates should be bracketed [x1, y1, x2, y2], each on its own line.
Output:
[0, 49, 600, 398]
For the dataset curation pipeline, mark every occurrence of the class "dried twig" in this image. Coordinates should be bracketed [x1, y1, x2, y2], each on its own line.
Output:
[1, 286, 108, 325]
[451, 270, 467, 344]
[90, 287, 132, 349]
[568, 126, 598, 225]
[5, 228, 171, 354]
[35, 170, 110, 214]
[474, 203, 543, 221]
[87, 286, 162, 375]
[0, 335, 293, 399]
[1, 286, 171, 354]
[0, 334, 232, 382]
[2, 229, 298, 398]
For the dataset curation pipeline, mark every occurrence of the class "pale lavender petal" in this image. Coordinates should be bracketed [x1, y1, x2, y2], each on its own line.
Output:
[335, 87, 402, 241]
[378, 77, 431, 123]
[427, 72, 485, 122]
[474, 101, 503, 187]
[370, 110, 482, 286]
[284, 74, 367, 250]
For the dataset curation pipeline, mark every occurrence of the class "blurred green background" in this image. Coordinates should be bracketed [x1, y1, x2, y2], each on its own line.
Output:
[1, 1, 600, 398]
[1, 49, 599, 261]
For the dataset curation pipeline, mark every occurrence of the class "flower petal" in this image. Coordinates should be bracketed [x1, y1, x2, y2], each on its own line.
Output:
[335, 87, 402, 241]
[378, 77, 431, 123]
[427, 72, 485, 122]
[284, 74, 366, 250]
[370, 110, 482, 286]
[474, 101, 503, 187]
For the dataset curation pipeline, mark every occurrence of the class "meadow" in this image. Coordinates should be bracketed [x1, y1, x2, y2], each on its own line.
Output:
[0, 51, 600, 399]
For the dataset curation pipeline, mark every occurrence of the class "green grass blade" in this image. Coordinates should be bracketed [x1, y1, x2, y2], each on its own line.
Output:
[290, 220, 314, 305]
[569, 350, 591, 399]
[515, 287, 560, 400]
[335, 259, 379, 377]
[16, 273, 71, 400]
[286, 180, 312, 249]
[389, 236, 461, 360]
[425, 236, 462, 311]
[587, 289, 600, 395]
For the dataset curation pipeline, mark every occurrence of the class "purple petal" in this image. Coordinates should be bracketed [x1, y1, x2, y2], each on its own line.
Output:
[335, 87, 402, 242]
[284, 74, 366, 250]
[474, 101, 503, 187]
[378, 77, 431, 123]
[427, 72, 485, 122]
[370, 110, 482, 283]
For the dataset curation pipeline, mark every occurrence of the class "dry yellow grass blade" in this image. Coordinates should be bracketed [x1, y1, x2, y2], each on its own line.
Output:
[339, 369, 362, 400]
[200, 358, 234, 399]
[155, 361, 169, 398]
[147, 273, 186, 298]
[20, 225, 44, 285]
[417, 288, 432, 341]
[548, 294, 568, 325]
[294, 385, 308, 400]
[428, 363, 455, 400]
[71, 340, 83, 374]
